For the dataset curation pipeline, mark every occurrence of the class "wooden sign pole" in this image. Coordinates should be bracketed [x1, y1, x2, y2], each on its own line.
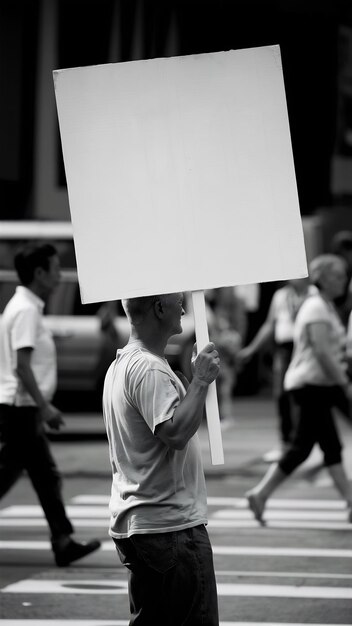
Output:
[192, 290, 224, 465]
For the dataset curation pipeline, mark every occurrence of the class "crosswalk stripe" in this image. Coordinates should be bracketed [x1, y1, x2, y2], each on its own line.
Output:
[212, 509, 349, 521]
[212, 545, 352, 557]
[0, 506, 109, 518]
[216, 584, 352, 598]
[3, 579, 352, 599]
[1, 580, 128, 594]
[0, 622, 130, 626]
[71, 495, 110, 504]
[1, 540, 352, 579]
[216, 571, 352, 579]
[0, 519, 103, 528]
[2, 622, 350, 626]
[208, 497, 346, 509]
[1, 540, 352, 558]
[1, 517, 351, 531]
[4, 539, 352, 578]
[1, 505, 350, 525]
[71, 495, 346, 509]
[209, 519, 352, 530]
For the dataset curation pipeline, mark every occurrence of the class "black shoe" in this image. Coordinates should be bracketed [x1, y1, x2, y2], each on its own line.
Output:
[53, 538, 101, 567]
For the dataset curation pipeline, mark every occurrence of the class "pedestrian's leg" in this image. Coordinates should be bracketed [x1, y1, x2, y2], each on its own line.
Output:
[315, 396, 352, 520]
[24, 420, 73, 540]
[246, 387, 315, 524]
[327, 464, 352, 519]
[246, 463, 287, 524]
[0, 440, 23, 497]
[0, 404, 25, 498]
[25, 419, 100, 565]
[278, 390, 293, 447]
[273, 345, 293, 452]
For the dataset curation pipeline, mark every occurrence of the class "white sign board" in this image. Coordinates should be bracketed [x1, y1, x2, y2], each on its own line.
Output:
[54, 46, 307, 305]
[54, 46, 308, 466]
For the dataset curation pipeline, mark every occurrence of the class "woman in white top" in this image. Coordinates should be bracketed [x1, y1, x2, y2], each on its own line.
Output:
[245, 255, 352, 524]
[238, 278, 311, 459]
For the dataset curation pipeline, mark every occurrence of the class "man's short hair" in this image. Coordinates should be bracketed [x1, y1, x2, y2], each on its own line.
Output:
[14, 243, 58, 286]
[122, 296, 159, 325]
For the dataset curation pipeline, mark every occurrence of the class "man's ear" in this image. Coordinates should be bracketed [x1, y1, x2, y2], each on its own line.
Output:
[154, 298, 164, 319]
[33, 266, 45, 281]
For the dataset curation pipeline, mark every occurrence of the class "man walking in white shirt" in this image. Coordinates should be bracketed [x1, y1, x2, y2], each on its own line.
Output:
[0, 243, 100, 566]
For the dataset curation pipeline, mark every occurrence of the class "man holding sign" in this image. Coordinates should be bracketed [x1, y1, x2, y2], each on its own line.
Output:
[54, 44, 308, 623]
[103, 293, 220, 625]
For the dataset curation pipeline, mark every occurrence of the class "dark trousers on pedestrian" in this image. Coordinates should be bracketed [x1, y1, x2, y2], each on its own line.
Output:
[113, 524, 219, 626]
[0, 404, 73, 540]
[279, 385, 343, 476]
[273, 342, 294, 446]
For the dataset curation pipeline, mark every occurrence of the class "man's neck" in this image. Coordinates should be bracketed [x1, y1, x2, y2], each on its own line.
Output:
[129, 327, 167, 358]
[27, 282, 47, 302]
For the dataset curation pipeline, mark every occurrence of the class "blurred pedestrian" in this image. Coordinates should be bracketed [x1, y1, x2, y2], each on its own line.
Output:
[0, 243, 101, 566]
[95, 300, 121, 397]
[238, 278, 311, 461]
[103, 293, 220, 625]
[245, 255, 352, 524]
[207, 287, 246, 421]
[330, 230, 352, 326]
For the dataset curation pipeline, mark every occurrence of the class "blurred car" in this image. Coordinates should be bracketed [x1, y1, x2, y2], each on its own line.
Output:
[0, 221, 195, 406]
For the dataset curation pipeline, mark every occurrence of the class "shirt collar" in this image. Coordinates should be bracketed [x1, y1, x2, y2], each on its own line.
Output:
[16, 286, 45, 312]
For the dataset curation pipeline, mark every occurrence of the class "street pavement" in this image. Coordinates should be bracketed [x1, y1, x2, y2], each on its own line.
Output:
[1, 395, 352, 625]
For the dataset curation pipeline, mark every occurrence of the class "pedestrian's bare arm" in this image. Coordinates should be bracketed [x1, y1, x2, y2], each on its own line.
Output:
[155, 343, 220, 450]
[16, 348, 64, 429]
[308, 322, 348, 387]
[238, 315, 274, 365]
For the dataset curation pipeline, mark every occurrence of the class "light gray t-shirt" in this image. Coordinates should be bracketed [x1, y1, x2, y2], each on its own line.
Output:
[102, 340, 208, 538]
[284, 293, 347, 390]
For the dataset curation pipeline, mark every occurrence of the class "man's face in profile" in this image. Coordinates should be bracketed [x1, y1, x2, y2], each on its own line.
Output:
[164, 292, 184, 337]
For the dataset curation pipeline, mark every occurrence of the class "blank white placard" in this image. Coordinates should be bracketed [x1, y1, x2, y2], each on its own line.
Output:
[54, 46, 307, 304]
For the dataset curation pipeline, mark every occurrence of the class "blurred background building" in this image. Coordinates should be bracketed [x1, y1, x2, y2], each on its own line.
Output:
[0, 0, 351, 233]
[1, 0, 352, 403]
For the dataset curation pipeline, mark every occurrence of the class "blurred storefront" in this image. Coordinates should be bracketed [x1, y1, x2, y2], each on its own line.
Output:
[1, 0, 351, 229]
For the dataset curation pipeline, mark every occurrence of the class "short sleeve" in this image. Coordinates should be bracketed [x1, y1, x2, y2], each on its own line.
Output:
[11, 307, 38, 351]
[300, 297, 330, 325]
[134, 369, 180, 433]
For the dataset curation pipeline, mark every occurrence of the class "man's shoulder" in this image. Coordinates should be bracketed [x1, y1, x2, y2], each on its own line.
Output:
[298, 294, 329, 319]
[4, 291, 36, 319]
[106, 345, 171, 400]
[121, 345, 169, 377]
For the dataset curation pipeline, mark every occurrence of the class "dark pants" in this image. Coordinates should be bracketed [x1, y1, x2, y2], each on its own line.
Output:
[273, 342, 294, 445]
[113, 524, 219, 626]
[0, 404, 73, 540]
[279, 386, 343, 476]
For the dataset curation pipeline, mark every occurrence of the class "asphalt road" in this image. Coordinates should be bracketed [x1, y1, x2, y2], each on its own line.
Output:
[1, 400, 352, 625]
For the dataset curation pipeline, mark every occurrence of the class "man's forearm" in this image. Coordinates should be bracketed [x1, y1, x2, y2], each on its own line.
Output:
[156, 342, 220, 450]
[16, 363, 47, 408]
